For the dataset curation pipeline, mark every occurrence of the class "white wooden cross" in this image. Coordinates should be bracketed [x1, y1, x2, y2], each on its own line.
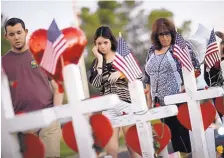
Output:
[164, 67, 224, 158]
[205, 59, 224, 158]
[105, 80, 179, 158]
[221, 60, 224, 82]
[185, 23, 224, 158]
[1, 64, 121, 158]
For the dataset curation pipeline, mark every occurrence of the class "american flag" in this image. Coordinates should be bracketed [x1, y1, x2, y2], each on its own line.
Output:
[112, 37, 142, 82]
[173, 32, 193, 72]
[40, 19, 67, 74]
[204, 29, 220, 69]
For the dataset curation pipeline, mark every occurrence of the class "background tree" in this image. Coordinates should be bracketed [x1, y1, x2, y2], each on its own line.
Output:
[1, 0, 192, 96]
[148, 8, 174, 30]
[147, 8, 192, 36]
[80, 0, 129, 71]
[1, 13, 10, 56]
[121, 1, 149, 70]
[79, 0, 130, 95]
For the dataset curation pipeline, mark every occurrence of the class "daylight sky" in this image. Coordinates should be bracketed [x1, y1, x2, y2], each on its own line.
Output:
[2, 0, 224, 39]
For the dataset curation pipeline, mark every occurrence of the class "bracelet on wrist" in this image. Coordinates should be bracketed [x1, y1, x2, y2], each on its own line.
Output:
[97, 67, 103, 69]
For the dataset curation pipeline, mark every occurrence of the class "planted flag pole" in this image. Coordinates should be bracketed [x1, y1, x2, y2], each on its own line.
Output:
[113, 32, 143, 82]
[119, 32, 122, 38]
[204, 29, 221, 69]
[60, 55, 65, 67]
[113, 32, 146, 112]
[40, 19, 67, 75]
[173, 32, 194, 72]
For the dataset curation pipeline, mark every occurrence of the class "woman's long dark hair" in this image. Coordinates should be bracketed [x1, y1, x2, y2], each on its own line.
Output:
[94, 26, 117, 52]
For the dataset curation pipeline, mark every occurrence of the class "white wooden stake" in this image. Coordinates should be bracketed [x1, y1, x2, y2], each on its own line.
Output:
[129, 80, 148, 112]
[1, 72, 21, 158]
[108, 80, 178, 158]
[164, 67, 224, 158]
[205, 128, 216, 158]
[183, 68, 209, 158]
[1, 64, 120, 158]
[221, 60, 224, 79]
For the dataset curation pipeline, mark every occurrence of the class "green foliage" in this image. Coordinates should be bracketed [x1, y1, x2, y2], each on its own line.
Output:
[60, 139, 76, 157]
[123, 0, 136, 8]
[1, 28, 10, 56]
[147, 8, 191, 35]
[97, 1, 120, 11]
[79, 1, 192, 96]
[148, 9, 174, 30]
[177, 20, 192, 35]
[1, 2, 194, 157]
[79, 1, 130, 95]
[1, 1, 192, 96]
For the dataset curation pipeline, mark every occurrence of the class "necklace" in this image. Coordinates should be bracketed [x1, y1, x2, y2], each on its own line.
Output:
[155, 46, 170, 55]
[153, 47, 170, 106]
[162, 45, 170, 50]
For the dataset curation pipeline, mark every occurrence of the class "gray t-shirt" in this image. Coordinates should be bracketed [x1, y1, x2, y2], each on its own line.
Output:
[2, 49, 53, 113]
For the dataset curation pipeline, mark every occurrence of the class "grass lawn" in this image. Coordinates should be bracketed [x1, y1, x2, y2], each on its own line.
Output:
[60, 134, 126, 158]
[60, 138, 76, 158]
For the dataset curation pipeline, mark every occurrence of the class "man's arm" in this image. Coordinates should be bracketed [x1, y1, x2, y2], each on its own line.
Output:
[50, 80, 64, 106]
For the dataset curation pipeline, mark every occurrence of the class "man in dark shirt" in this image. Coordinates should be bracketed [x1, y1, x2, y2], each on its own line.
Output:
[2, 17, 63, 158]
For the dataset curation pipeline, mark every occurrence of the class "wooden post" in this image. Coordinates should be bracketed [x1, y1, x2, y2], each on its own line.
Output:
[1, 65, 120, 158]
[108, 80, 178, 158]
[72, 1, 90, 99]
[182, 68, 209, 158]
[63, 64, 95, 158]
[164, 67, 224, 158]
[1, 72, 21, 158]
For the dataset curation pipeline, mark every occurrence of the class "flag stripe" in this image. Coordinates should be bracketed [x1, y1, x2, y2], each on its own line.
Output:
[128, 54, 142, 75]
[183, 48, 192, 63]
[206, 49, 219, 56]
[113, 59, 135, 81]
[215, 51, 220, 60]
[206, 46, 219, 53]
[48, 37, 66, 71]
[114, 53, 135, 81]
[173, 45, 193, 71]
[40, 20, 67, 74]
[124, 55, 139, 77]
[173, 32, 193, 72]
[51, 42, 67, 73]
[41, 42, 53, 69]
[113, 58, 135, 81]
[41, 41, 52, 67]
[50, 39, 67, 71]
[112, 37, 142, 82]
[113, 63, 134, 81]
[123, 55, 140, 79]
[204, 29, 220, 68]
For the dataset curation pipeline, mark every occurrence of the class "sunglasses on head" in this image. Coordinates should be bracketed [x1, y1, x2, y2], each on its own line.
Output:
[158, 31, 170, 36]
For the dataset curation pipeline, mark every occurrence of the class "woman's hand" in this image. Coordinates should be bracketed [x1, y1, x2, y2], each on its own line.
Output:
[92, 46, 103, 60]
[180, 85, 185, 93]
[108, 71, 122, 84]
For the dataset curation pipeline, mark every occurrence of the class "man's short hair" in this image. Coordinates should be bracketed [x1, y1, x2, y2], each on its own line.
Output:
[4, 18, 26, 33]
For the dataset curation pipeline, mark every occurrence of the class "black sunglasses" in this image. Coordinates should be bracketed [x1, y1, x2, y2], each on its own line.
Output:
[158, 31, 171, 36]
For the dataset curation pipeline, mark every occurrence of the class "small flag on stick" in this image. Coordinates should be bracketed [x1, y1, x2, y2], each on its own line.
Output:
[40, 19, 67, 74]
[112, 32, 142, 82]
